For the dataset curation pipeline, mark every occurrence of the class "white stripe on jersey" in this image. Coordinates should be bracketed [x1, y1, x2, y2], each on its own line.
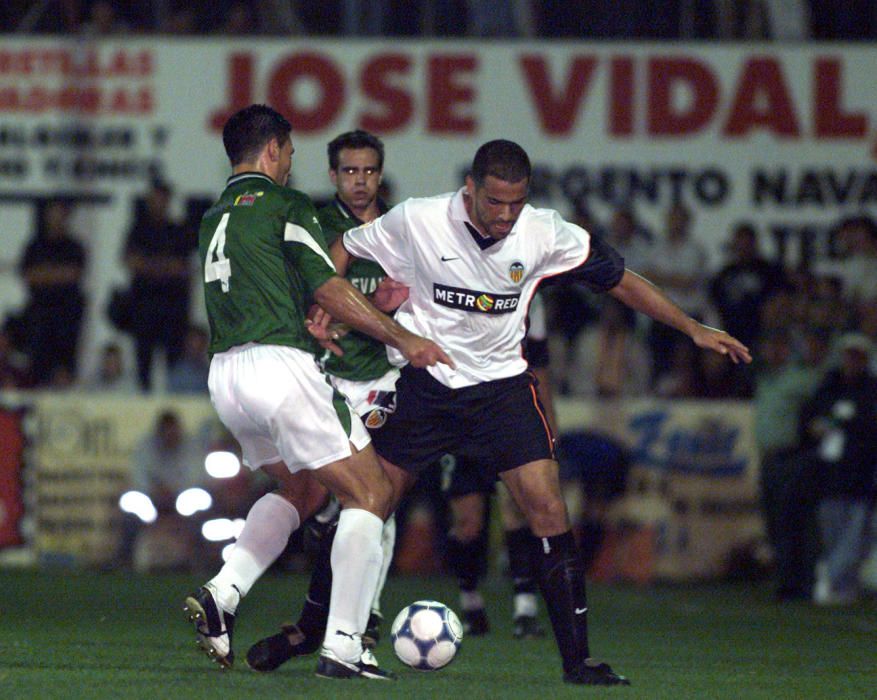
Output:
[284, 222, 336, 270]
[343, 187, 590, 388]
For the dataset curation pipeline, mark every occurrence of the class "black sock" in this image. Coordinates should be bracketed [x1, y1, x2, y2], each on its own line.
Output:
[536, 530, 590, 673]
[296, 521, 336, 636]
[505, 526, 539, 595]
[445, 533, 488, 594]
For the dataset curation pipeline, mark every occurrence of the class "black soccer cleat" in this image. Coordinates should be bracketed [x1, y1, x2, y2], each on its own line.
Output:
[462, 607, 490, 636]
[363, 612, 383, 650]
[246, 622, 322, 672]
[183, 584, 236, 669]
[563, 658, 631, 686]
[315, 650, 397, 680]
[512, 614, 545, 639]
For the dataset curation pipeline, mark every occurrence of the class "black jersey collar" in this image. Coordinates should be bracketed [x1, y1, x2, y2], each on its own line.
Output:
[333, 195, 389, 226]
[226, 172, 275, 187]
[449, 187, 501, 250]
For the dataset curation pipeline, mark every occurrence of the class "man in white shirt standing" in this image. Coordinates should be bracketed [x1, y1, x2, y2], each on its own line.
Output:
[331, 139, 751, 686]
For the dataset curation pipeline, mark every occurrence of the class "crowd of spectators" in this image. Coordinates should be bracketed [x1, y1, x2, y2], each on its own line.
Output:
[2, 0, 876, 40]
[1, 183, 208, 395]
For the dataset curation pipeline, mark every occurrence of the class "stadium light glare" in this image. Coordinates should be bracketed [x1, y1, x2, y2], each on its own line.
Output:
[176, 487, 213, 516]
[118, 490, 158, 524]
[204, 450, 241, 478]
[202, 518, 236, 542]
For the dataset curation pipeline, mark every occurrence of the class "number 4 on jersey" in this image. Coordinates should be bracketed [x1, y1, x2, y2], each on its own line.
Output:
[205, 212, 231, 292]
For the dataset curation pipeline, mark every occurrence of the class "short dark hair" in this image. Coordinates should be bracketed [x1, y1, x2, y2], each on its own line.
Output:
[470, 139, 531, 186]
[222, 104, 291, 166]
[327, 130, 385, 171]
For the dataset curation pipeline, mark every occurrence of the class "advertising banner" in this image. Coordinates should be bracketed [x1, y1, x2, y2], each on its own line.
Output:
[1, 40, 876, 367]
[0, 406, 26, 548]
[556, 397, 760, 581]
[27, 393, 218, 565]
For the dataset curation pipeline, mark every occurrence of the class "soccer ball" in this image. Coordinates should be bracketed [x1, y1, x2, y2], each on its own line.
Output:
[390, 600, 463, 671]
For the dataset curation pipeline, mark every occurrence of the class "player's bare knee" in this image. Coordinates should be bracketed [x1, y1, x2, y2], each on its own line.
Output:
[524, 495, 569, 534]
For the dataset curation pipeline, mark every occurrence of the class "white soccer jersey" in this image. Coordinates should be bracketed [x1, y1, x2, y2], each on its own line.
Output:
[343, 187, 590, 388]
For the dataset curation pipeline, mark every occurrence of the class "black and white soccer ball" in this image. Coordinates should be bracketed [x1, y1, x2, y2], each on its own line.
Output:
[390, 600, 463, 671]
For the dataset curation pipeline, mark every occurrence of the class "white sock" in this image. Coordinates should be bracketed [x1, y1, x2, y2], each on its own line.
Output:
[370, 514, 396, 616]
[208, 492, 300, 610]
[323, 508, 384, 663]
[513, 592, 538, 618]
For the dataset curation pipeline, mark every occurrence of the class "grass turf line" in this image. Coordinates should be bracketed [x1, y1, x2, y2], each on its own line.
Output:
[0, 569, 875, 699]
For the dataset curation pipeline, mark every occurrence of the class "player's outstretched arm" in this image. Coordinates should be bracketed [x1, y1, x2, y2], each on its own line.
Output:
[608, 269, 752, 364]
[314, 275, 454, 369]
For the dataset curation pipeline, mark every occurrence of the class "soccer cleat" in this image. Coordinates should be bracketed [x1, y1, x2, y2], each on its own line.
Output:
[563, 658, 631, 686]
[512, 614, 545, 639]
[462, 607, 490, 636]
[183, 584, 236, 669]
[363, 611, 383, 649]
[315, 648, 396, 680]
[246, 622, 322, 672]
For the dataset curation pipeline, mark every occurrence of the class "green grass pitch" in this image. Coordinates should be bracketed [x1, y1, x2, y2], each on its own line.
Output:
[1, 568, 874, 699]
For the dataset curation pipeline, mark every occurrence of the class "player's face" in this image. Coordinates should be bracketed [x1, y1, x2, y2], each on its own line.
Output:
[466, 175, 529, 240]
[330, 147, 382, 212]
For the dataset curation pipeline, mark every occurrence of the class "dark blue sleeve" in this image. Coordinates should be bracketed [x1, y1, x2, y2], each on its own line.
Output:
[544, 235, 625, 293]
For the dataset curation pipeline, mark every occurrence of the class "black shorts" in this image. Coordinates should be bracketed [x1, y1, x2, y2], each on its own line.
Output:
[439, 453, 496, 498]
[371, 365, 555, 476]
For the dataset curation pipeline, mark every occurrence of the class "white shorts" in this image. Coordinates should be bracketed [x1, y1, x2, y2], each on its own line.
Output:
[208, 343, 370, 472]
[330, 368, 400, 430]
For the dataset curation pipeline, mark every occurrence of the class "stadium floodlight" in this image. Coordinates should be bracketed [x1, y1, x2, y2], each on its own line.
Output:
[202, 517, 237, 542]
[176, 487, 213, 516]
[118, 490, 158, 524]
[204, 450, 241, 478]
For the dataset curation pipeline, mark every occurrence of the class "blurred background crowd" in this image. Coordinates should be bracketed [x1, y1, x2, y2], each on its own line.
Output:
[2, 0, 876, 40]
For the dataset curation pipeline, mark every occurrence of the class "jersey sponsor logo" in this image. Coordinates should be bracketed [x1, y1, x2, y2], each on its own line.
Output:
[233, 191, 263, 206]
[433, 283, 520, 314]
[509, 261, 525, 283]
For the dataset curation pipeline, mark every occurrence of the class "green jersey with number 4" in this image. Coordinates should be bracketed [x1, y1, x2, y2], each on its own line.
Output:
[200, 172, 336, 356]
[318, 197, 394, 381]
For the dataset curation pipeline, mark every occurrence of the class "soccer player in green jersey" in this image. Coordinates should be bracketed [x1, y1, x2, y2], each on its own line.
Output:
[182, 105, 450, 681]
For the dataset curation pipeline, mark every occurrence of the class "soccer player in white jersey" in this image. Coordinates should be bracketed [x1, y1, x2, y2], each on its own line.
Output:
[330, 139, 751, 686]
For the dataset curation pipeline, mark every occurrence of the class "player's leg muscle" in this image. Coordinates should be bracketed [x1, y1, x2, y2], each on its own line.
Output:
[500, 459, 569, 537]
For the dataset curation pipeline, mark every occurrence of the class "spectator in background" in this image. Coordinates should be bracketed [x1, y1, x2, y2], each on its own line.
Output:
[753, 328, 825, 601]
[17, 199, 87, 386]
[126, 409, 209, 571]
[827, 216, 877, 308]
[0, 326, 32, 389]
[81, 341, 139, 393]
[709, 222, 786, 352]
[801, 333, 877, 606]
[542, 199, 604, 394]
[79, 0, 130, 35]
[642, 203, 711, 386]
[167, 325, 210, 394]
[122, 180, 197, 391]
[605, 204, 654, 271]
[565, 297, 651, 398]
